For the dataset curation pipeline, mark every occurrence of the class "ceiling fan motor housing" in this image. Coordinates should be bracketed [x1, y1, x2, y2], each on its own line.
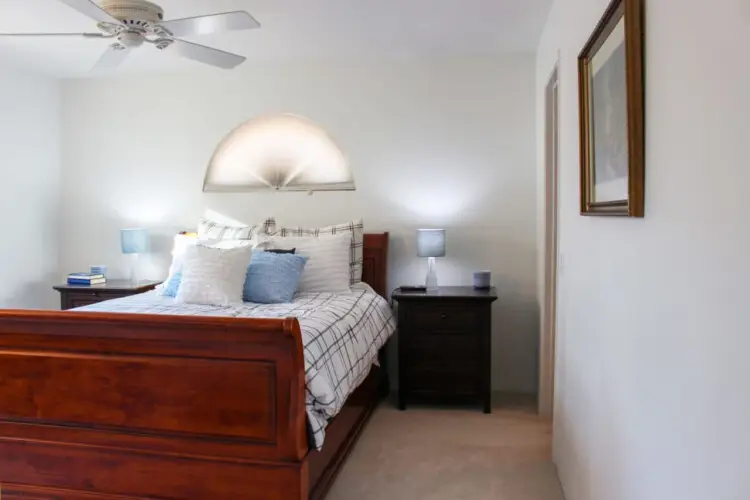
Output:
[99, 0, 165, 25]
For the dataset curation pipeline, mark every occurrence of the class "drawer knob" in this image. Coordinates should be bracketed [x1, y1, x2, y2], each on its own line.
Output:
[441, 313, 447, 320]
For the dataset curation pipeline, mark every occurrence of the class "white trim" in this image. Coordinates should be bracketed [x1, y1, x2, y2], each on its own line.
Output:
[539, 62, 560, 421]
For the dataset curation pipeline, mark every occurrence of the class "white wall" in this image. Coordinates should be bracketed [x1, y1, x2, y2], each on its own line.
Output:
[60, 55, 539, 393]
[0, 66, 60, 309]
[536, 1, 750, 499]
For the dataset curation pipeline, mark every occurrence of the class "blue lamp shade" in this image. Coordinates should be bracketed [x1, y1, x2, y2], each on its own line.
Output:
[417, 229, 446, 258]
[121, 228, 150, 255]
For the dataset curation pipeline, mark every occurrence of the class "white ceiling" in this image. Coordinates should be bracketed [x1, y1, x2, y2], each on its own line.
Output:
[0, 0, 552, 78]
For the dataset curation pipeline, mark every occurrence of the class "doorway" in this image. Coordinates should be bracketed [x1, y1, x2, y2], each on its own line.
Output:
[539, 65, 559, 420]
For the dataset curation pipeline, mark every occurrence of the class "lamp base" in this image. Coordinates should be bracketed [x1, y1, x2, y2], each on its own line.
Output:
[129, 253, 140, 286]
[425, 257, 439, 292]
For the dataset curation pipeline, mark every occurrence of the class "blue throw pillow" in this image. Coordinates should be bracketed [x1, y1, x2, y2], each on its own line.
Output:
[243, 250, 308, 304]
[161, 271, 182, 297]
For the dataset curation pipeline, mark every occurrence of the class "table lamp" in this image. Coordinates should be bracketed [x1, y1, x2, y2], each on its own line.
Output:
[417, 229, 446, 292]
[121, 228, 150, 285]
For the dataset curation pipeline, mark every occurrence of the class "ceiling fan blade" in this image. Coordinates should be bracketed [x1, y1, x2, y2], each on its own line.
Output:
[158, 11, 260, 37]
[168, 38, 246, 69]
[92, 45, 129, 72]
[0, 32, 105, 38]
[58, 0, 122, 25]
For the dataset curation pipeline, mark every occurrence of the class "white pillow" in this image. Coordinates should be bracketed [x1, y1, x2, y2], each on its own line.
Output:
[159, 234, 199, 289]
[262, 234, 351, 293]
[198, 217, 276, 240]
[209, 239, 255, 250]
[158, 236, 255, 295]
[175, 245, 253, 306]
[267, 219, 364, 285]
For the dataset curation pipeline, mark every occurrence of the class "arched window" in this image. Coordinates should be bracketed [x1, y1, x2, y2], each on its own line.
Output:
[203, 114, 354, 192]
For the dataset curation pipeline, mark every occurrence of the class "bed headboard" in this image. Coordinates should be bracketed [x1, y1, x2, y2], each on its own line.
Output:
[362, 233, 388, 298]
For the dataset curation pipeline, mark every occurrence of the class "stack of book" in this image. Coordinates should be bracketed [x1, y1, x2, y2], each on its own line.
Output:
[68, 273, 107, 286]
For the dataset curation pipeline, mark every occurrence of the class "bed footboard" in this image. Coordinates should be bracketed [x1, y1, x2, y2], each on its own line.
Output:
[0, 310, 309, 499]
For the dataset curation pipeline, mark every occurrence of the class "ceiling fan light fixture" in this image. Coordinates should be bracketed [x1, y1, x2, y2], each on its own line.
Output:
[116, 30, 144, 47]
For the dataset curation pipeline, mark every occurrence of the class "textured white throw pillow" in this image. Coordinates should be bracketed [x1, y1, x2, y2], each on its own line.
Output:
[157, 237, 253, 295]
[175, 244, 253, 306]
[262, 234, 351, 293]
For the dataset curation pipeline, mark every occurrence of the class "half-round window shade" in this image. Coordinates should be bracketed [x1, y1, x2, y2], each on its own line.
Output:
[203, 114, 354, 192]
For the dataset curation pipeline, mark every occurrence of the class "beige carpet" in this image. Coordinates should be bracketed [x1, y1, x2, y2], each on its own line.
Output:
[326, 404, 566, 500]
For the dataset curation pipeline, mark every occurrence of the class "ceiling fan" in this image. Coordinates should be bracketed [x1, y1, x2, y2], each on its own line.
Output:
[0, 0, 260, 70]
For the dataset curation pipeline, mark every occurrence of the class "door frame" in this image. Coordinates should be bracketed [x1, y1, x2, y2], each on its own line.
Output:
[539, 64, 560, 420]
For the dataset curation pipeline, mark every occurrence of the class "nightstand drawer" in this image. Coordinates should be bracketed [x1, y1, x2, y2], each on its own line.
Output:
[66, 292, 131, 309]
[406, 366, 480, 395]
[96, 293, 131, 300]
[402, 332, 478, 360]
[406, 356, 479, 378]
[68, 290, 133, 300]
[68, 297, 101, 309]
[66, 291, 130, 299]
[405, 304, 481, 331]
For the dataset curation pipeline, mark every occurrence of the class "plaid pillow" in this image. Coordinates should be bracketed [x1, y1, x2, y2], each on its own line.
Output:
[269, 219, 364, 284]
[198, 217, 276, 240]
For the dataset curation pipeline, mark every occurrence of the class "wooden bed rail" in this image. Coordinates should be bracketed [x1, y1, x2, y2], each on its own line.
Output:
[0, 310, 309, 499]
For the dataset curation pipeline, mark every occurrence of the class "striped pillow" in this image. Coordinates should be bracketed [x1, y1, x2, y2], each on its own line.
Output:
[268, 219, 363, 284]
[198, 217, 276, 240]
[263, 234, 351, 293]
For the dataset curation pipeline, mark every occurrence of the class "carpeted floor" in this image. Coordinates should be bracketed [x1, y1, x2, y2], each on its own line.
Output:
[326, 404, 566, 500]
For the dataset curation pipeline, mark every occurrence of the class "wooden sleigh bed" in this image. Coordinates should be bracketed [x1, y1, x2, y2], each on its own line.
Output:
[0, 233, 391, 500]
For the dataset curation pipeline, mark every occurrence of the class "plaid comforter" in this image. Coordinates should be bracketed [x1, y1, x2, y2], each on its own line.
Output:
[76, 284, 396, 449]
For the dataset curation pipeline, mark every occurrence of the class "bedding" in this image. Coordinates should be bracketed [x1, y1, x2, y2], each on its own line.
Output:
[75, 283, 396, 449]
[160, 271, 182, 297]
[158, 236, 258, 297]
[175, 244, 253, 306]
[159, 216, 274, 294]
[159, 233, 198, 291]
[197, 217, 276, 240]
[262, 233, 351, 293]
[161, 247, 302, 299]
[266, 219, 364, 285]
[264, 248, 296, 254]
[242, 250, 308, 304]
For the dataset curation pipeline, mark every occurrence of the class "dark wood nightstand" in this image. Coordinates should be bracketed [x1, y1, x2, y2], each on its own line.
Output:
[54, 280, 162, 310]
[393, 286, 498, 413]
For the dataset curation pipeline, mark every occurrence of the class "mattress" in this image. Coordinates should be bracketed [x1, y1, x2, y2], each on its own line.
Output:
[76, 283, 396, 449]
